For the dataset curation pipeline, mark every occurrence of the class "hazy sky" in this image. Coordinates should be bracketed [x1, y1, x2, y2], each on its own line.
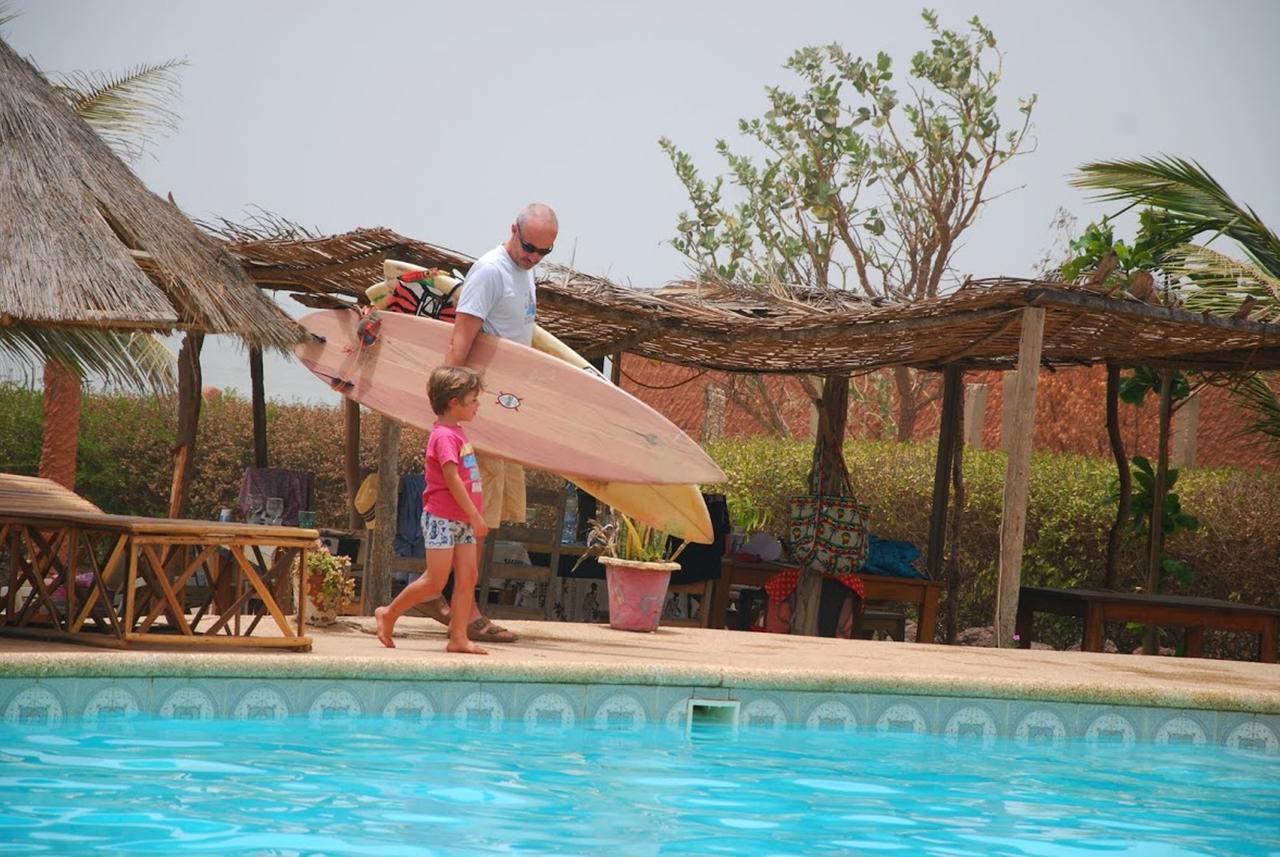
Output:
[6, 1, 1279, 403]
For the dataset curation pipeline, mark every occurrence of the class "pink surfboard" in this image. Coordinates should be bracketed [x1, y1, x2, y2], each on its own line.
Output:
[296, 309, 727, 486]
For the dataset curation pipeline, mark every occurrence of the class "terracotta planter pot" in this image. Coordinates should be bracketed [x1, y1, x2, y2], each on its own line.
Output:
[307, 603, 338, 626]
[602, 558, 680, 632]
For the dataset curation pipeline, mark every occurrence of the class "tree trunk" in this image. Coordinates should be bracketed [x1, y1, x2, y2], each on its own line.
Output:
[791, 375, 850, 637]
[1103, 364, 1130, 590]
[170, 332, 204, 519]
[893, 365, 919, 441]
[39, 361, 82, 490]
[1143, 368, 1175, 654]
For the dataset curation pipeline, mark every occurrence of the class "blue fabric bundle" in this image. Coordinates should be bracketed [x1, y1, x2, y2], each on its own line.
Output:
[862, 534, 927, 579]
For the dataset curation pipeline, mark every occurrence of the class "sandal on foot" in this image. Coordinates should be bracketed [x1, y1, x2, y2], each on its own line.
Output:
[416, 596, 450, 625]
[468, 617, 517, 643]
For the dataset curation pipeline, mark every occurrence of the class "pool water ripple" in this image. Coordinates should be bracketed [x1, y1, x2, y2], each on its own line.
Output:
[0, 715, 1276, 855]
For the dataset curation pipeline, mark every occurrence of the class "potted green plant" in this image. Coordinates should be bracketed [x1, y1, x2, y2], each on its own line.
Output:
[297, 544, 356, 626]
[576, 514, 687, 632]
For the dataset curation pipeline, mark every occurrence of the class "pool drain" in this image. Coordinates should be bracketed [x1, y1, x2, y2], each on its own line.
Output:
[687, 698, 740, 735]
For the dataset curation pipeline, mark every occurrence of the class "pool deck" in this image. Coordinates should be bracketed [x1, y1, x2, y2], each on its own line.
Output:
[2, 617, 1278, 714]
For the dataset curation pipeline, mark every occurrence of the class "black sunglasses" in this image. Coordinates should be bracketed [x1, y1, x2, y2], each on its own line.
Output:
[517, 225, 553, 257]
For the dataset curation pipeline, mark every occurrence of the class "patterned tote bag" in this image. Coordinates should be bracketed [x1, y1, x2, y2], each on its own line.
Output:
[787, 454, 870, 579]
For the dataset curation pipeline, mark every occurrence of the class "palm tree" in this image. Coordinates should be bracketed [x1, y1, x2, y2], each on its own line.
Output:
[2, 7, 183, 486]
[1073, 156, 1280, 453]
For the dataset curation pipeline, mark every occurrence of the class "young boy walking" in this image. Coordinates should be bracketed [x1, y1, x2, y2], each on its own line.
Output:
[375, 366, 489, 655]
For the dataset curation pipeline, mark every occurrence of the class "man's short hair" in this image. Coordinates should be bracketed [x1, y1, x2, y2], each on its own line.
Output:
[428, 365, 484, 415]
[516, 202, 558, 231]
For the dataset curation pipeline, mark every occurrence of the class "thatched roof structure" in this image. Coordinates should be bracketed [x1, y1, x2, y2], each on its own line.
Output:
[0, 39, 299, 349]
[223, 227, 1280, 374]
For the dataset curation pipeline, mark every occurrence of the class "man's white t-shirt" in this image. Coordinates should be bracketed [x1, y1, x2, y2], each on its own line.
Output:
[456, 244, 536, 346]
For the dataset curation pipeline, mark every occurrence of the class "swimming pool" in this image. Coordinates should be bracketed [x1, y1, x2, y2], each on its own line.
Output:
[2, 710, 1278, 855]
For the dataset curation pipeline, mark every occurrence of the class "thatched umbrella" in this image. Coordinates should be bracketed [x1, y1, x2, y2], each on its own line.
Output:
[0, 37, 301, 509]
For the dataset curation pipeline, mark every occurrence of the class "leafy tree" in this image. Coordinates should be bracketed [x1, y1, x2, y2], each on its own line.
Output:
[661, 8, 1036, 464]
[662, 9, 1034, 634]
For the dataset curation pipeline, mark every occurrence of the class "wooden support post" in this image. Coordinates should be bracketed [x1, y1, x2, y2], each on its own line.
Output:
[343, 398, 361, 530]
[702, 385, 727, 441]
[962, 382, 988, 449]
[364, 417, 401, 613]
[1171, 393, 1200, 468]
[249, 347, 268, 469]
[926, 367, 964, 580]
[995, 308, 1045, 648]
[1144, 368, 1176, 654]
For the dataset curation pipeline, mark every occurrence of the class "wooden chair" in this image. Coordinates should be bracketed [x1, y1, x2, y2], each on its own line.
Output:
[476, 484, 569, 621]
[662, 581, 714, 628]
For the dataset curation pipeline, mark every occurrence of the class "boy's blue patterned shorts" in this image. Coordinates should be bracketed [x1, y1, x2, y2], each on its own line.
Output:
[422, 511, 476, 549]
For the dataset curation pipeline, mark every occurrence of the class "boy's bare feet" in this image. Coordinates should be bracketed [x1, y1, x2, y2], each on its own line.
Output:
[374, 606, 396, 648]
[446, 639, 488, 655]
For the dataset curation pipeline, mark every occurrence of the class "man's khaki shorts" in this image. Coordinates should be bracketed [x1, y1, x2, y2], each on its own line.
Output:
[477, 453, 526, 528]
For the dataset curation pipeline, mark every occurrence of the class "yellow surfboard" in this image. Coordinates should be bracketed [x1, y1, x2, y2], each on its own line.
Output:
[377, 259, 718, 544]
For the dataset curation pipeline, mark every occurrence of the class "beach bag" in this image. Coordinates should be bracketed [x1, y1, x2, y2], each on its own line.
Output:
[787, 454, 870, 579]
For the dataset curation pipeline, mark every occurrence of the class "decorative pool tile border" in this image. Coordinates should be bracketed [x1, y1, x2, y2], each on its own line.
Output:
[0, 675, 1276, 753]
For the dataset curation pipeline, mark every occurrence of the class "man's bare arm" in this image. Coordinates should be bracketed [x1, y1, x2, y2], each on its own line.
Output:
[445, 313, 484, 366]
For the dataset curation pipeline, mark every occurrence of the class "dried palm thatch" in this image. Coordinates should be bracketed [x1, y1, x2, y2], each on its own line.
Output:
[0, 38, 299, 350]
[221, 226, 1280, 375]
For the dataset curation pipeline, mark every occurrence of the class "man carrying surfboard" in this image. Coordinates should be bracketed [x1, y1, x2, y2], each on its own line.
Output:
[431, 202, 559, 643]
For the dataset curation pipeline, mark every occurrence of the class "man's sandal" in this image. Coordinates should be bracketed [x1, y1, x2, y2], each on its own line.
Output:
[468, 617, 517, 643]
[415, 596, 450, 624]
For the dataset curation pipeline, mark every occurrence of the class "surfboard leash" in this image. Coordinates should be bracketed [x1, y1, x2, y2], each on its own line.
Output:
[326, 308, 383, 393]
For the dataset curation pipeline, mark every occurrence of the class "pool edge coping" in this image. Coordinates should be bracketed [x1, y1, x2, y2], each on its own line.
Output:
[3, 652, 1278, 715]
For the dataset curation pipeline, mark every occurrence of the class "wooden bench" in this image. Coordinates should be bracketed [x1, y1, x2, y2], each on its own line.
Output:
[1016, 585, 1280, 662]
[708, 557, 942, 643]
[1, 474, 315, 650]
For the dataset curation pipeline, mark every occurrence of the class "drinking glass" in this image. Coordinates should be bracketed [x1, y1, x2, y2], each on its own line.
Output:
[247, 493, 265, 524]
[265, 497, 285, 526]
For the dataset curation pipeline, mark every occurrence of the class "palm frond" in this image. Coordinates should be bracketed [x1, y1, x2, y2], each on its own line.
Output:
[1228, 373, 1280, 456]
[0, 3, 19, 30]
[50, 60, 188, 163]
[1170, 244, 1280, 323]
[1072, 156, 1280, 277]
[0, 325, 176, 394]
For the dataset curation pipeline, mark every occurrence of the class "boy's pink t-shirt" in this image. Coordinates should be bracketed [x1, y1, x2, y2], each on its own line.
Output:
[423, 422, 483, 522]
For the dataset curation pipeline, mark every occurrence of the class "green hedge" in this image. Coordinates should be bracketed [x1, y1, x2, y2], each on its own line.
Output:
[4, 383, 1277, 654]
[708, 436, 1280, 653]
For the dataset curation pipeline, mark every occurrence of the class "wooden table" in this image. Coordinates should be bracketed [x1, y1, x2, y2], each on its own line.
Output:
[709, 557, 943, 643]
[1016, 585, 1280, 662]
[0, 474, 315, 650]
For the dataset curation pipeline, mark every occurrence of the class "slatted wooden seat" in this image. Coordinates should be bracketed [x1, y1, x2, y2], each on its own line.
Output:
[0, 474, 314, 650]
[477, 485, 569, 621]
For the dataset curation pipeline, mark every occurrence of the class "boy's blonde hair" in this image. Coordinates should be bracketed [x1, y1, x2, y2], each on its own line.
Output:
[428, 365, 484, 415]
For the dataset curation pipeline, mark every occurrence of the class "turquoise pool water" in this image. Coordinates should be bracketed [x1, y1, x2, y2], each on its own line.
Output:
[1, 715, 1278, 855]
